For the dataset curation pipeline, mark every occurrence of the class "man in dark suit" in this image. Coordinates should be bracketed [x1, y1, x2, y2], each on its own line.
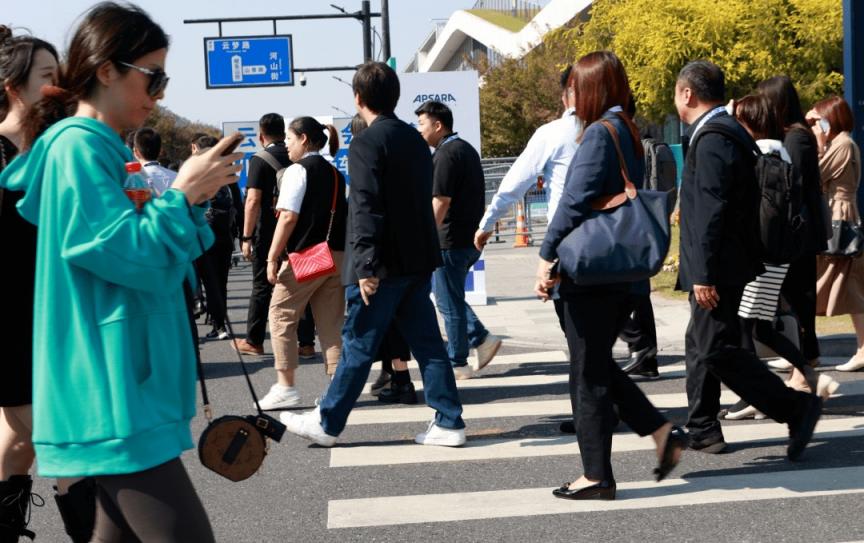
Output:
[675, 60, 820, 459]
[281, 62, 466, 448]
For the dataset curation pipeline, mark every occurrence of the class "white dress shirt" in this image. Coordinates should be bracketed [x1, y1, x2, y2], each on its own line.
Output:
[141, 161, 177, 196]
[478, 108, 583, 231]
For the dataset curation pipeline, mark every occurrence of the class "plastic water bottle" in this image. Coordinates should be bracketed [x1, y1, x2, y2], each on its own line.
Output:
[123, 161, 151, 212]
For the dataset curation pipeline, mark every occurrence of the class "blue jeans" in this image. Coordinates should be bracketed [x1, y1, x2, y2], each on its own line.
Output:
[432, 248, 490, 367]
[318, 274, 465, 436]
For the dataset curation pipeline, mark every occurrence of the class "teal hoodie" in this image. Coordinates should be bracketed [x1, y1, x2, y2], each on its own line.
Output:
[0, 117, 214, 477]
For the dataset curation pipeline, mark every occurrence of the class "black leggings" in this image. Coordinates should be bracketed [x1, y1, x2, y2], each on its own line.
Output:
[92, 458, 214, 543]
[745, 318, 808, 373]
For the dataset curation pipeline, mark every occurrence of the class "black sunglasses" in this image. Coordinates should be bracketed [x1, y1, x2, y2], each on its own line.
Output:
[118, 61, 169, 97]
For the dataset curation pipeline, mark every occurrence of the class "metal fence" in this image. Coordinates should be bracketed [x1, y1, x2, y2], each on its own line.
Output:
[471, 0, 545, 21]
[481, 157, 549, 246]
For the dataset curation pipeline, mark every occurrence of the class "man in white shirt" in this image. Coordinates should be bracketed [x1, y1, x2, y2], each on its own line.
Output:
[131, 127, 176, 196]
[474, 65, 582, 250]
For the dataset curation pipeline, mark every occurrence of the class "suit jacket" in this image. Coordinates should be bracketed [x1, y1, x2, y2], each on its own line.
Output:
[540, 109, 648, 294]
[342, 112, 442, 285]
[677, 109, 764, 291]
[785, 126, 829, 254]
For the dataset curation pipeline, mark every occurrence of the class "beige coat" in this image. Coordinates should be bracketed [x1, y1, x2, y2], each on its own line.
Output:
[816, 132, 864, 316]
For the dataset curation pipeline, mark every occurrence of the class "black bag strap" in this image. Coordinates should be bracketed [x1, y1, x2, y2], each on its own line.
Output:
[184, 208, 265, 420]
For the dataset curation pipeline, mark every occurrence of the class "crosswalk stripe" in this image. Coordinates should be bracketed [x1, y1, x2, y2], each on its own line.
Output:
[330, 416, 864, 467]
[370, 350, 568, 370]
[361, 363, 687, 394]
[345, 380, 864, 426]
[327, 465, 864, 528]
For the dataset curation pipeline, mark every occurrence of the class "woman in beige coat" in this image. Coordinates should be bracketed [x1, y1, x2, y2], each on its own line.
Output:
[808, 96, 864, 371]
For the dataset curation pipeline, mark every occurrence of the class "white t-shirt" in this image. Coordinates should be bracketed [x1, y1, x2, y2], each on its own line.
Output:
[274, 151, 318, 213]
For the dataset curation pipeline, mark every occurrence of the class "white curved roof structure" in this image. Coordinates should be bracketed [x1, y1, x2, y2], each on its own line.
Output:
[409, 0, 593, 73]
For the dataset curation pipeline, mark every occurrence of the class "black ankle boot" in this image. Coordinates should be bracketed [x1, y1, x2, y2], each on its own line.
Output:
[0, 475, 37, 542]
[54, 478, 96, 543]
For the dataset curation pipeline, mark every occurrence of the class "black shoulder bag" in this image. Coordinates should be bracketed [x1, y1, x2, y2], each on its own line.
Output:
[183, 230, 286, 482]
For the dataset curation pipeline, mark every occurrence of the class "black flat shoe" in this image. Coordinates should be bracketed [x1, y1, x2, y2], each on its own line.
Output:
[622, 346, 658, 373]
[377, 381, 418, 404]
[552, 480, 616, 500]
[559, 421, 576, 434]
[654, 426, 689, 482]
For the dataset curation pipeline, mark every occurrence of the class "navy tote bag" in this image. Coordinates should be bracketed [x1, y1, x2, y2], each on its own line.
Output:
[556, 119, 672, 285]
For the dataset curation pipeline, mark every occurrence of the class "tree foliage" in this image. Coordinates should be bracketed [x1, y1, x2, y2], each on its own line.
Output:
[479, 0, 843, 154]
[561, 0, 843, 122]
[140, 106, 220, 165]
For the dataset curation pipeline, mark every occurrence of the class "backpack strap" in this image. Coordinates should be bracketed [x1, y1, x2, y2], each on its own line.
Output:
[254, 148, 284, 173]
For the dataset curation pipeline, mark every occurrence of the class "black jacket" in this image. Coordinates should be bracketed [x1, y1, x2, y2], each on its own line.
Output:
[342, 113, 442, 285]
[785, 126, 829, 254]
[677, 109, 764, 291]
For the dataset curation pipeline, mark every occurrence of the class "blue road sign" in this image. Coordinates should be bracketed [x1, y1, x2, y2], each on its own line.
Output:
[205, 35, 294, 89]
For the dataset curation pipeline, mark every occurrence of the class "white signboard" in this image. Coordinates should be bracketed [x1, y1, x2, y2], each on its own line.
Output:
[396, 71, 482, 156]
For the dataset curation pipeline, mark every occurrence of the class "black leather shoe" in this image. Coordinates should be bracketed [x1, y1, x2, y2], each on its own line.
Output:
[689, 433, 727, 454]
[629, 357, 660, 379]
[788, 394, 822, 461]
[654, 426, 689, 482]
[552, 480, 616, 500]
[378, 381, 418, 404]
[559, 421, 576, 434]
[622, 346, 659, 375]
[369, 371, 392, 397]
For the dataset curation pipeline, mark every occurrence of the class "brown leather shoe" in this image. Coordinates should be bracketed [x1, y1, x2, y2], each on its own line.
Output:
[232, 339, 264, 356]
[298, 345, 316, 359]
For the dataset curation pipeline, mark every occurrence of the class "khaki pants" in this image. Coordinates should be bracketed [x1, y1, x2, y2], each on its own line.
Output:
[268, 251, 345, 374]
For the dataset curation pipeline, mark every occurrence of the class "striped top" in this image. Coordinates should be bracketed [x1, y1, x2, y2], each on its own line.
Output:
[738, 264, 789, 320]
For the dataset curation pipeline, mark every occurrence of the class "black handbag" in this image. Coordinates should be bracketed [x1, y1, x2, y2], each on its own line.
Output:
[183, 236, 286, 483]
[556, 116, 673, 285]
[824, 220, 864, 258]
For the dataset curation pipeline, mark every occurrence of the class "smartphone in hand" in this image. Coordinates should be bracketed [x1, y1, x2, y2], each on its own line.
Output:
[221, 133, 244, 156]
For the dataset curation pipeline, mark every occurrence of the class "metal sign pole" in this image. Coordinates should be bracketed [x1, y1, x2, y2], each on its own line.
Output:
[361, 1, 372, 62]
[844, 0, 864, 208]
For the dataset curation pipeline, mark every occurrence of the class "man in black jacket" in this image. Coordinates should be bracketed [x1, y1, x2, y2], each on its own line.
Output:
[675, 60, 820, 459]
[281, 62, 466, 448]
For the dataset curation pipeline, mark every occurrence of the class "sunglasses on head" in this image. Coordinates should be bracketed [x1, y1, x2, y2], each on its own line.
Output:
[117, 61, 169, 97]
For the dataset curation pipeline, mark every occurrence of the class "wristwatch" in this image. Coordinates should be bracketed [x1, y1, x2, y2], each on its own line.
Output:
[241, 235, 254, 242]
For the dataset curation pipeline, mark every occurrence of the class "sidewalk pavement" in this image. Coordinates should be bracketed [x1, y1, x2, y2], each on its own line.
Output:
[474, 242, 853, 359]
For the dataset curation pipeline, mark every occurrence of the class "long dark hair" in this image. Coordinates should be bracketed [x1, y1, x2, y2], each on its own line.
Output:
[23, 2, 169, 149]
[756, 75, 809, 133]
[0, 26, 58, 121]
[568, 50, 642, 156]
[288, 116, 339, 156]
[734, 94, 783, 140]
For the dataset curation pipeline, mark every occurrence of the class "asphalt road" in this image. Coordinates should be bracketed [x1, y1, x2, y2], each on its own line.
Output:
[26, 260, 864, 543]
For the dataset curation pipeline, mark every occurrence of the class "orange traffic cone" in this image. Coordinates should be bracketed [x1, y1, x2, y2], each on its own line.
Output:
[513, 201, 530, 248]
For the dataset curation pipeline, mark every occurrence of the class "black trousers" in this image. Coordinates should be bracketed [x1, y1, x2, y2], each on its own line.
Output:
[782, 253, 819, 361]
[246, 237, 274, 346]
[298, 304, 316, 347]
[684, 285, 809, 441]
[562, 289, 667, 481]
[92, 459, 214, 542]
[199, 241, 233, 329]
[617, 293, 658, 352]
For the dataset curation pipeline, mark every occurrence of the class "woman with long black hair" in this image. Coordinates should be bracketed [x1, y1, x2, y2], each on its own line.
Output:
[0, 3, 242, 540]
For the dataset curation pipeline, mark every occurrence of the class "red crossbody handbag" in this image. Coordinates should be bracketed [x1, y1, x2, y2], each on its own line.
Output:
[287, 166, 339, 282]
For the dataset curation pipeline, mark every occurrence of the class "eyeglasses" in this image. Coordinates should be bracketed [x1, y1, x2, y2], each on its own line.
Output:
[117, 61, 169, 97]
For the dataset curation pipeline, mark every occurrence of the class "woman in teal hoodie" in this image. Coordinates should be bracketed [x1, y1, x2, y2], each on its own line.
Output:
[0, 3, 243, 541]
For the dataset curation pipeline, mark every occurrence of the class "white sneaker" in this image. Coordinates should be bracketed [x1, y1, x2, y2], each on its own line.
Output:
[414, 420, 466, 447]
[473, 334, 502, 372]
[767, 358, 793, 371]
[217, 329, 230, 340]
[279, 408, 337, 447]
[835, 356, 864, 372]
[257, 384, 301, 410]
[453, 366, 475, 380]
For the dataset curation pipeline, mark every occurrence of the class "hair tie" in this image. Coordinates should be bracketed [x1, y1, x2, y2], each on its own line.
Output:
[41, 84, 72, 101]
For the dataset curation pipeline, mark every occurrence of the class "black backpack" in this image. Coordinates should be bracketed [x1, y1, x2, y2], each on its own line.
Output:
[206, 186, 236, 241]
[689, 124, 807, 265]
[642, 138, 678, 209]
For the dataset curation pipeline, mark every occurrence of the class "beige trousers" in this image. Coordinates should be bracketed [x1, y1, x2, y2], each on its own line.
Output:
[268, 251, 345, 374]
